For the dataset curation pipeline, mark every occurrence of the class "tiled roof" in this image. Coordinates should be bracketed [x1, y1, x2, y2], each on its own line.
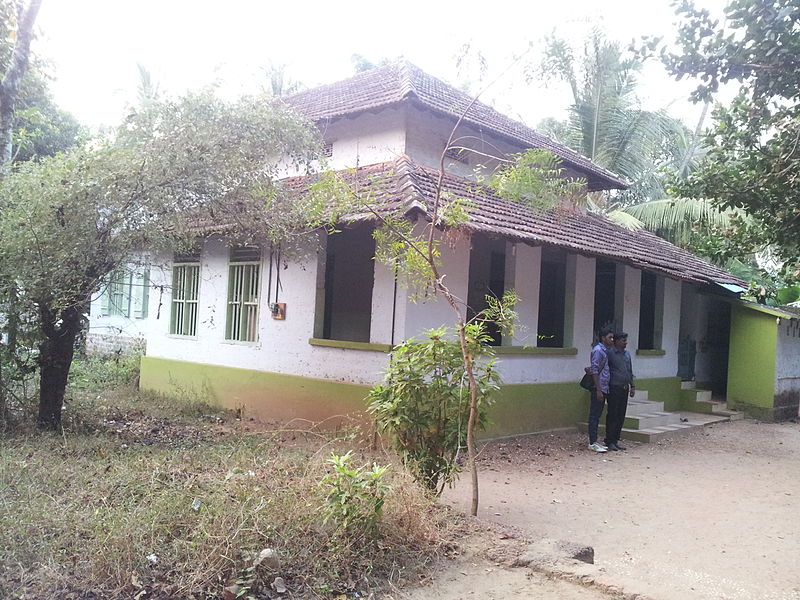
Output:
[278, 156, 744, 287]
[284, 61, 629, 193]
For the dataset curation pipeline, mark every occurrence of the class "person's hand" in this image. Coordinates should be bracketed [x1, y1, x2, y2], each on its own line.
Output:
[597, 391, 605, 402]
[629, 386, 636, 398]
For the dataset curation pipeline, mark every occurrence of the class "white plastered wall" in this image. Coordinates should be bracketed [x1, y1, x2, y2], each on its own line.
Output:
[321, 108, 407, 169]
[145, 235, 391, 386]
[400, 227, 471, 340]
[635, 276, 681, 379]
[507, 243, 541, 347]
[87, 257, 158, 347]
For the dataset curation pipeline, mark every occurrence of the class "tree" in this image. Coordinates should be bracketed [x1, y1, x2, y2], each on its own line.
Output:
[0, 92, 328, 429]
[655, 0, 800, 268]
[537, 31, 688, 206]
[262, 62, 302, 97]
[361, 143, 582, 514]
[0, 0, 42, 169]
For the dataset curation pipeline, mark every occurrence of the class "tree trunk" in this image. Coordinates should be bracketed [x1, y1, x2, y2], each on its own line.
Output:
[0, 0, 43, 168]
[37, 304, 82, 430]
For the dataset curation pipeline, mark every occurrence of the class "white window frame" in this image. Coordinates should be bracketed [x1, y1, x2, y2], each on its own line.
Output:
[170, 263, 201, 337]
[225, 261, 260, 342]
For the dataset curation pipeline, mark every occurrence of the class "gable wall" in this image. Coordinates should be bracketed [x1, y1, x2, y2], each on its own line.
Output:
[318, 107, 407, 169]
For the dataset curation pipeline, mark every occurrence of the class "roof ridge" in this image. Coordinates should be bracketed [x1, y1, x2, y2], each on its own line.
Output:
[395, 60, 418, 102]
[391, 154, 427, 216]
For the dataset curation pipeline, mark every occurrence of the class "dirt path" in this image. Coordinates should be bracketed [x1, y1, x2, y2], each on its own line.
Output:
[439, 420, 800, 600]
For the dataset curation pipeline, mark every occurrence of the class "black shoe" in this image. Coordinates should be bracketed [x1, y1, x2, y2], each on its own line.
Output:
[615, 443, 627, 451]
[606, 443, 619, 451]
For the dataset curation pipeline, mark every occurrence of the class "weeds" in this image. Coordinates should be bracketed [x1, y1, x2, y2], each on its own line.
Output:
[67, 352, 141, 391]
[0, 385, 456, 599]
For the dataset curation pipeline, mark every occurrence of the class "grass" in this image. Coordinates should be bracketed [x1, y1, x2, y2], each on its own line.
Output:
[0, 359, 461, 599]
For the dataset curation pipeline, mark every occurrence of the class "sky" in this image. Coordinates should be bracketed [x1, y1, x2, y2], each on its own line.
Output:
[35, 0, 731, 132]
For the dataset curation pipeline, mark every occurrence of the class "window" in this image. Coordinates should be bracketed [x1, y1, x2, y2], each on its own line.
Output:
[638, 271, 664, 350]
[537, 249, 566, 347]
[444, 146, 469, 164]
[593, 261, 618, 335]
[100, 268, 149, 319]
[467, 235, 506, 346]
[170, 263, 200, 336]
[226, 246, 261, 342]
[321, 227, 375, 342]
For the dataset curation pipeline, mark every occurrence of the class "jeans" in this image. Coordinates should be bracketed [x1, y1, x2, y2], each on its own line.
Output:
[605, 385, 629, 445]
[587, 388, 606, 444]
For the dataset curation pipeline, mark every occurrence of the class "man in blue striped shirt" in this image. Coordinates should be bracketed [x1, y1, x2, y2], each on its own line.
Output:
[587, 327, 614, 453]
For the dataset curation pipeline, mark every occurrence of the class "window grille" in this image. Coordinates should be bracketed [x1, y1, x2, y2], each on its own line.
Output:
[226, 249, 261, 342]
[444, 146, 468, 164]
[170, 264, 200, 336]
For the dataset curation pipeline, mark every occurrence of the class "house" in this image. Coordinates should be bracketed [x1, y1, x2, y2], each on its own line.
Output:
[88, 62, 800, 432]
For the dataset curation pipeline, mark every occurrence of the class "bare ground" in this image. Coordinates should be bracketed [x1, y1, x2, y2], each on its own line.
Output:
[423, 419, 800, 600]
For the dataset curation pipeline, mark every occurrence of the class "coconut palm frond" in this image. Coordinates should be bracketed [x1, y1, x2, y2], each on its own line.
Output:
[623, 197, 734, 230]
[606, 208, 645, 230]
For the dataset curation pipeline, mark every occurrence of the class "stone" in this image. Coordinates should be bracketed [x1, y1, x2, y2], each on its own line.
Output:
[253, 548, 280, 570]
[514, 538, 595, 567]
[222, 584, 240, 600]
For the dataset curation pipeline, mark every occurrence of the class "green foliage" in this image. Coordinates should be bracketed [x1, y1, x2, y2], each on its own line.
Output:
[536, 31, 691, 206]
[367, 325, 500, 493]
[372, 215, 441, 297]
[620, 196, 742, 248]
[655, 0, 800, 265]
[68, 354, 141, 391]
[485, 149, 585, 209]
[319, 452, 390, 536]
[0, 89, 329, 427]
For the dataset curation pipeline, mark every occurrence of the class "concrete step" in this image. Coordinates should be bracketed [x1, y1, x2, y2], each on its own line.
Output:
[624, 410, 682, 430]
[621, 422, 698, 442]
[578, 410, 735, 443]
[680, 388, 715, 412]
[681, 380, 697, 390]
[625, 399, 665, 416]
[710, 402, 745, 420]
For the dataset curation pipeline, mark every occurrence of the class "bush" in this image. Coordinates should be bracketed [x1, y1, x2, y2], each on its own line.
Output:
[68, 353, 141, 390]
[367, 326, 500, 493]
[320, 451, 390, 537]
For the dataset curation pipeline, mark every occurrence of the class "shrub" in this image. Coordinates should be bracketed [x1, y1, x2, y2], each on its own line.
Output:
[68, 353, 141, 390]
[367, 326, 500, 493]
[320, 451, 390, 538]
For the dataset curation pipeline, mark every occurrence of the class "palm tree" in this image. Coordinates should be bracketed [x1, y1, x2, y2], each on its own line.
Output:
[537, 31, 733, 245]
[538, 31, 687, 205]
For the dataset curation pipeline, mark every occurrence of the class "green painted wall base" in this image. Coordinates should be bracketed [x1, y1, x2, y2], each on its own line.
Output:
[637, 377, 683, 411]
[140, 356, 372, 427]
[486, 382, 586, 438]
[140, 358, 685, 437]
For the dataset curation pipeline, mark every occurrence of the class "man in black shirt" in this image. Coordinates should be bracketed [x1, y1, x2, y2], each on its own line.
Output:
[605, 332, 635, 451]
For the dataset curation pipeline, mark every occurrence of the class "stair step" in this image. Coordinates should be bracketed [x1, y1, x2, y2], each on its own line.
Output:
[681, 380, 697, 390]
[577, 409, 735, 443]
[625, 400, 665, 416]
[624, 411, 682, 429]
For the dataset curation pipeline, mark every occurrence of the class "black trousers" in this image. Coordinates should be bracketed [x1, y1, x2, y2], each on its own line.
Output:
[605, 385, 629, 445]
